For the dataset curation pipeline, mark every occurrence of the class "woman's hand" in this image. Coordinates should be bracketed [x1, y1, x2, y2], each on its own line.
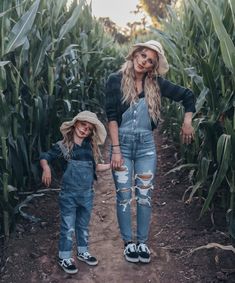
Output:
[180, 112, 194, 145]
[180, 122, 195, 144]
[111, 150, 124, 169]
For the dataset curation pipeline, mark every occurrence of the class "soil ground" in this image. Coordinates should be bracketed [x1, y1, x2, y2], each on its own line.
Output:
[1, 130, 235, 283]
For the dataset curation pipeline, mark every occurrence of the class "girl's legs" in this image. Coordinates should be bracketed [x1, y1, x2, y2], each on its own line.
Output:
[75, 195, 93, 253]
[58, 191, 76, 259]
[75, 194, 98, 266]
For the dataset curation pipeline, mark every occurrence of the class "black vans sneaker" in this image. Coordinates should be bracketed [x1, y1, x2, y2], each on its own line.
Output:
[137, 243, 151, 263]
[124, 242, 139, 263]
[58, 258, 78, 274]
[77, 251, 98, 266]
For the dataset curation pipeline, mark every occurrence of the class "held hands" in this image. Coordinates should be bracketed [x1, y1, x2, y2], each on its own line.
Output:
[96, 163, 111, 172]
[111, 145, 124, 169]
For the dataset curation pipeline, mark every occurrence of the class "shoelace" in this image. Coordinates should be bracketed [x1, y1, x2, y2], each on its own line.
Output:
[138, 243, 150, 253]
[125, 243, 136, 253]
[61, 258, 74, 266]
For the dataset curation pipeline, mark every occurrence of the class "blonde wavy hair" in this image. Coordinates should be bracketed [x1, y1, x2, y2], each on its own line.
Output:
[120, 47, 161, 124]
[61, 121, 102, 163]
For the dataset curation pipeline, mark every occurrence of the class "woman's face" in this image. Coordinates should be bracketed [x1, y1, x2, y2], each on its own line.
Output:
[133, 48, 158, 75]
[74, 121, 94, 139]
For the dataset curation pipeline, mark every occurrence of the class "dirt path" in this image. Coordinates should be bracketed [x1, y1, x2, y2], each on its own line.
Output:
[1, 130, 235, 283]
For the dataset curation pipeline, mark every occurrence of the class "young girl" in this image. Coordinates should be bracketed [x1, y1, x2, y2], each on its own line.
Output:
[40, 111, 110, 274]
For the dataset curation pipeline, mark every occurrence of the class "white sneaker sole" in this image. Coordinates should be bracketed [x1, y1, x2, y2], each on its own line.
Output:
[139, 256, 151, 263]
[77, 256, 98, 266]
[124, 255, 139, 263]
[59, 264, 78, 274]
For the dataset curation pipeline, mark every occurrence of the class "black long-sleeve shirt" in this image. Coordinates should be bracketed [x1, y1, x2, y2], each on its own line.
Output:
[105, 72, 196, 129]
[40, 138, 97, 178]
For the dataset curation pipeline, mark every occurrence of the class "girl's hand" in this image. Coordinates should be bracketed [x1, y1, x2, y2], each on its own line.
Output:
[42, 167, 52, 187]
[180, 122, 195, 145]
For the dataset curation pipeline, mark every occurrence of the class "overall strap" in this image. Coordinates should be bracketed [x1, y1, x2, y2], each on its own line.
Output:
[57, 141, 71, 161]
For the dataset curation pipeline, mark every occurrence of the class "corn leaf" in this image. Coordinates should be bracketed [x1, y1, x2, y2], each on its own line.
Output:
[200, 134, 231, 216]
[5, 0, 40, 54]
[206, 0, 235, 74]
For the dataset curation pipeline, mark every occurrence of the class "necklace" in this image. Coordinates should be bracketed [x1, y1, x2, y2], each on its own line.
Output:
[135, 80, 143, 94]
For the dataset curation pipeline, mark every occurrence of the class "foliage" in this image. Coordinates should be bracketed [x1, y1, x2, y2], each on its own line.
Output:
[150, 0, 235, 236]
[0, 0, 123, 237]
[139, 0, 178, 25]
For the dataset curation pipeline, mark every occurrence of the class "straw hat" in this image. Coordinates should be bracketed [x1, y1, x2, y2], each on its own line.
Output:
[128, 40, 169, 75]
[60, 111, 107, 145]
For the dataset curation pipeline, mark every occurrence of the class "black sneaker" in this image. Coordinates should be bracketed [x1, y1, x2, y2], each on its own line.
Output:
[123, 242, 139, 263]
[137, 243, 151, 263]
[77, 251, 98, 266]
[58, 258, 78, 274]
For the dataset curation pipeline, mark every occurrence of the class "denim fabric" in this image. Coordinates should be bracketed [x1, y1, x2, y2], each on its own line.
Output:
[58, 160, 94, 259]
[113, 98, 157, 243]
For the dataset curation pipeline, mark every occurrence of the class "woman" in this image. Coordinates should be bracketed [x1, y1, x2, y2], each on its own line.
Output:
[105, 40, 195, 264]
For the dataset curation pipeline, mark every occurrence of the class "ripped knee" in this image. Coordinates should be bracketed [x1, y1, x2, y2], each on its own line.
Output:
[114, 166, 129, 184]
[135, 171, 154, 189]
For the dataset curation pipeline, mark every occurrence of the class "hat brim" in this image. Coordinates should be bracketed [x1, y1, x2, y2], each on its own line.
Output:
[60, 113, 107, 145]
[129, 43, 169, 75]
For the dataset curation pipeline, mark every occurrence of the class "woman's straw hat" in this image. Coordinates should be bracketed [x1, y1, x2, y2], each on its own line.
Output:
[128, 40, 169, 75]
[60, 111, 107, 145]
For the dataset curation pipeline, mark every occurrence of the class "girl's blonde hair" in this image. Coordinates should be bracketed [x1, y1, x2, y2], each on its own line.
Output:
[120, 47, 161, 124]
[61, 122, 102, 163]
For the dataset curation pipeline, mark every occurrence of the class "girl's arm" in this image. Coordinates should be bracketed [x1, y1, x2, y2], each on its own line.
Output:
[40, 159, 52, 187]
[96, 163, 111, 172]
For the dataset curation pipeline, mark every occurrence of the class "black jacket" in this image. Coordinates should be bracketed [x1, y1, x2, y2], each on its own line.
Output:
[105, 72, 196, 129]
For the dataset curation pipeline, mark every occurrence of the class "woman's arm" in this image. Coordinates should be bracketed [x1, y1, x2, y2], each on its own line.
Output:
[158, 77, 195, 144]
[108, 121, 124, 169]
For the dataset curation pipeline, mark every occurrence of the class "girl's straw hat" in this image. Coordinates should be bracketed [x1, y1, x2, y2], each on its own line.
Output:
[60, 111, 107, 145]
[128, 40, 169, 75]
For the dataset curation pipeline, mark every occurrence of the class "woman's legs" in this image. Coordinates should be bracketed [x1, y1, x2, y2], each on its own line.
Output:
[112, 158, 133, 243]
[134, 141, 157, 243]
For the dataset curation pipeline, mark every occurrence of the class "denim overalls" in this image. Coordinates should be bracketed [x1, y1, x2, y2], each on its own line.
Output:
[112, 97, 157, 244]
[58, 154, 94, 259]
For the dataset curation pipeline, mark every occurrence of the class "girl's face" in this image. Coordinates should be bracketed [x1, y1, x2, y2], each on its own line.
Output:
[74, 121, 94, 139]
[133, 48, 158, 75]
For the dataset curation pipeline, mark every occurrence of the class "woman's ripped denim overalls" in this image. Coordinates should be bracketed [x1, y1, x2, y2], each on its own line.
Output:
[112, 97, 157, 243]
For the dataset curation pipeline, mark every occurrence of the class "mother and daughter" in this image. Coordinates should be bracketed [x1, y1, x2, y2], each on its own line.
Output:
[40, 40, 195, 274]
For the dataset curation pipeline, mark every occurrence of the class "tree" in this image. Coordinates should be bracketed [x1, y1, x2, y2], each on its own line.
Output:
[139, 0, 178, 24]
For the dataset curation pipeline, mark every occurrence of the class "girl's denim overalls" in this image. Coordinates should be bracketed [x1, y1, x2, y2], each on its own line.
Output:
[112, 97, 157, 243]
[58, 159, 94, 259]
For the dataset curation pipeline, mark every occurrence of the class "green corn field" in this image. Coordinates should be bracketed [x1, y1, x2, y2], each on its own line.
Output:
[0, 0, 234, 243]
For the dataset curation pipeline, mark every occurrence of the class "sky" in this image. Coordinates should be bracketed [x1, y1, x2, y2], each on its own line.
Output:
[88, 0, 143, 28]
